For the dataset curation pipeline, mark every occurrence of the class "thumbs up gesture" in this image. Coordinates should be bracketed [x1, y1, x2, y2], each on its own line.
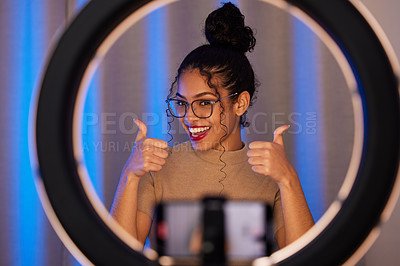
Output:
[247, 125, 297, 184]
[122, 119, 169, 178]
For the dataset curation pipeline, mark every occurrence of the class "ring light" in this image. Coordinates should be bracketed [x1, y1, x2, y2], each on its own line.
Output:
[31, 0, 400, 265]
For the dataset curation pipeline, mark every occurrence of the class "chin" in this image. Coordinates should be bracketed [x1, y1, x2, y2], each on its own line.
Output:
[190, 141, 214, 151]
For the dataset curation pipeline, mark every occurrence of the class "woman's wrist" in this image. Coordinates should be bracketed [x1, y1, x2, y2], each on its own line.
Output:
[277, 170, 301, 192]
[120, 168, 142, 186]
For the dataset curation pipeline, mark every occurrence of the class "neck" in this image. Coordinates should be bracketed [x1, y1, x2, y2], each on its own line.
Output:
[214, 125, 243, 151]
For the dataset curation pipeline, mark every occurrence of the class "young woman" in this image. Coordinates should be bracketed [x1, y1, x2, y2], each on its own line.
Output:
[111, 2, 314, 249]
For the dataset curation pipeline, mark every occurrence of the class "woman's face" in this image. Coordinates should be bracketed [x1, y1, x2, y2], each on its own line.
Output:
[176, 69, 243, 151]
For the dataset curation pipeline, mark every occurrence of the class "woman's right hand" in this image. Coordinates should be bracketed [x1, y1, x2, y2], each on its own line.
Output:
[122, 119, 169, 178]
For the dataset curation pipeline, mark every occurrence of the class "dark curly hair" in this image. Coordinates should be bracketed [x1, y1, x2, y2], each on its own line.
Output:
[167, 2, 258, 127]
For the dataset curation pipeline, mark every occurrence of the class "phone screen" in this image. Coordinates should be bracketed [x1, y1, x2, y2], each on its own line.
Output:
[153, 199, 273, 264]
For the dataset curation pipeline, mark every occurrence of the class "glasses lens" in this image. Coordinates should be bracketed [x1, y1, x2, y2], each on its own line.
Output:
[192, 100, 213, 118]
[168, 100, 186, 118]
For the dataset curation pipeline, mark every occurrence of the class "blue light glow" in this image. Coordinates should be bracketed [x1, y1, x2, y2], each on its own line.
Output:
[14, 0, 45, 265]
[292, 18, 326, 221]
[145, 8, 169, 140]
[83, 70, 104, 201]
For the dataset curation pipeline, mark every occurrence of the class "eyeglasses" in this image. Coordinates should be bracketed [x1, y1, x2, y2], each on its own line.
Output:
[166, 92, 238, 119]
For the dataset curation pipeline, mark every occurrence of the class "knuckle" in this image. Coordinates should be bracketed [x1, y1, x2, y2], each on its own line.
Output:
[159, 141, 168, 148]
[142, 150, 152, 157]
[142, 153, 150, 161]
[142, 139, 154, 148]
[142, 162, 150, 170]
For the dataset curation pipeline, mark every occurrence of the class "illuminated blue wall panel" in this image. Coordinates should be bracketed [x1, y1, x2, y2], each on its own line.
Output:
[145, 8, 169, 140]
[10, 0, 45, 265]
[292, 18, 326, 221]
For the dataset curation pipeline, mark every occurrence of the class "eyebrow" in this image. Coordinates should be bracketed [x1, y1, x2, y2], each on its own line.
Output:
[175, 91, 217, 99]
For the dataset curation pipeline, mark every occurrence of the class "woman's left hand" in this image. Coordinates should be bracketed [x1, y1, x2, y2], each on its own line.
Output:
[248, 125, 315, 246]
[247, 125, 297, 185]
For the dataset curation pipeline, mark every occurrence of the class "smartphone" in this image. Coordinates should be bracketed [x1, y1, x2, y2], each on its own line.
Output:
[153, 198, 274, 265]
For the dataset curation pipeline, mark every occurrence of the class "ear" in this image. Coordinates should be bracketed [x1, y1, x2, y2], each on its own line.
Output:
[234, 91, 250, 116]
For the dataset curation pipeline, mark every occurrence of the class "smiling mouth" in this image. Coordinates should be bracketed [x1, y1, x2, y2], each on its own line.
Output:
[188, 126, 210, 141]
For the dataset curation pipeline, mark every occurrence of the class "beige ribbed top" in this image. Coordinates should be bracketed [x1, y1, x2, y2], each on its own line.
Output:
[138, 141, 284, 234]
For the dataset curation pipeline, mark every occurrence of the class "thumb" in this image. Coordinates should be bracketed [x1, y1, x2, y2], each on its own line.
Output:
[133, 119, 147, 142]
[273, 125, 290, 146]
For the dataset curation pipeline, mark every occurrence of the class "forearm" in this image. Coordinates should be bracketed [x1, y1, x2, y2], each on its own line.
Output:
[110, 172, 141, 239]
[279, 175, 315, 246]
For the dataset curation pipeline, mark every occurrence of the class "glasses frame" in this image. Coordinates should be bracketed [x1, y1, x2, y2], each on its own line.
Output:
[166, 92, 238, 119]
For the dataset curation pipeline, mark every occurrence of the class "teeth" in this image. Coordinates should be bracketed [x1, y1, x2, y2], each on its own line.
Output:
[189, 127, 210, 134]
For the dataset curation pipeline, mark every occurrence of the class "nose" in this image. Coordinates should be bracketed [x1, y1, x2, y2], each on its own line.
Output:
[184, 104, 199, 123]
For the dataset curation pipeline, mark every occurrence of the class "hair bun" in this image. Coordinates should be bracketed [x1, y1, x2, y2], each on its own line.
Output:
[205, 2, 256, 53]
